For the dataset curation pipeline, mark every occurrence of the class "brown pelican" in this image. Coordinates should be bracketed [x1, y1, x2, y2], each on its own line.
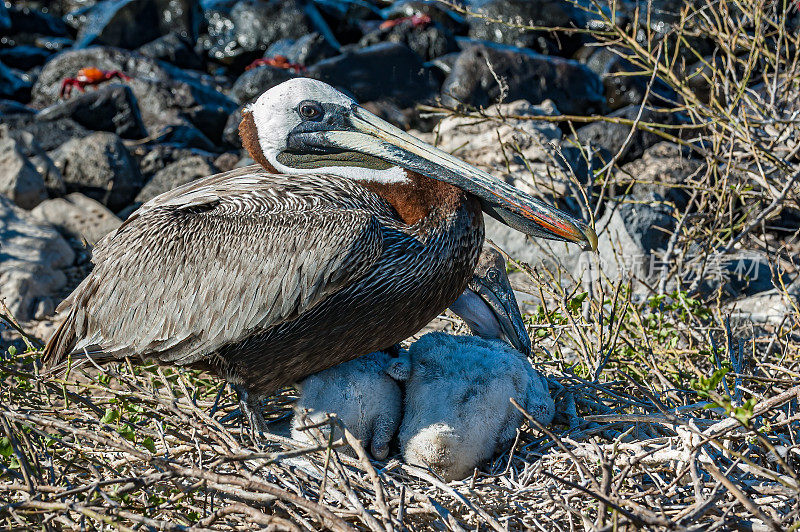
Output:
[43, 78, 595, 432]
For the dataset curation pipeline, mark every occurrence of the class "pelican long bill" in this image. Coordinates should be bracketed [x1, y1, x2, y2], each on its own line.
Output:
[287, 103, 597, 251]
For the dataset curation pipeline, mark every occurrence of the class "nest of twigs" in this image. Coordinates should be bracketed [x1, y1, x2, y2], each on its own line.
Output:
[1, 322, 798, 531]
[3, 0, 800, 529]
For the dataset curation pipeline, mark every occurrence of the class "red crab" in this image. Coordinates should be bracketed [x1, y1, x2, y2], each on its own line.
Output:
[245, 55, 306, 73]
[379, 13, 432, 30]
[60, 67, 132, 97]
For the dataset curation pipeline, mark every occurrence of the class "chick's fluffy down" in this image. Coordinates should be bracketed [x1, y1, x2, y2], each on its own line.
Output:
[399, 332, 554, 481]
[293, 350, 409, 459]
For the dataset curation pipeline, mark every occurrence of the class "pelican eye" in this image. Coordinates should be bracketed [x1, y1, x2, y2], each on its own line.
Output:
[486, 269, 499, 282]
[298, 100, 323, 120]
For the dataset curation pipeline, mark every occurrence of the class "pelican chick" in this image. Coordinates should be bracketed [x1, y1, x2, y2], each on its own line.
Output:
[399, 332, 554, 481]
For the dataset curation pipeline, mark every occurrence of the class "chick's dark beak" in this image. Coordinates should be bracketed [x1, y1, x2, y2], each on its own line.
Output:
[448, 276, 531, 356]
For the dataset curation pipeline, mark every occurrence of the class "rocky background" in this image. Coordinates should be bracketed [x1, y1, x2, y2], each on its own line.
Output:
[0, 0, 799, 530]
[0, 0, 797, 338]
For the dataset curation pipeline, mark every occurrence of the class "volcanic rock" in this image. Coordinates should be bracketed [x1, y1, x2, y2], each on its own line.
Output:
[381, 1, 468, 34]
[467, 0, 586, 55]
[0, 45, 53, 71]
[359, 17, 458, 61]
[32, 47, 236, 138]
[0, 196, 74, 321]
[0, 114, 90, 151]
[31, 193, 122, 246]
[1, 127, 67, 197]
[308, 42, 438, 108]
[265, 33, 339, 67]
[577, 47, 646, 111]
[128, 143, 211, 180]
[137, 33, 204, 70]
[231, 66, 297, 105]
[51, 131, 143, 211]
[441, 43, 605, 115]
[199, 0, 312, 66]
[432, 99, 562, 177]
[0, 3, 10, 32]
[0, 136, 47, 209]
[0, 100, 35, 116]
[6, 4, 70, 37]
[74, 0, 201, 49]
[575, 106, 680, 164]
[153, 124, 216, 152]
[621, 142, 703, 209]
[725, 279, 800, 325]
[38, 84, 147, 139]
[222, 106, 245, 148]
[595, 193, 676, 282]
[181, 104, 230, 145]
[0, 61, 32, 101]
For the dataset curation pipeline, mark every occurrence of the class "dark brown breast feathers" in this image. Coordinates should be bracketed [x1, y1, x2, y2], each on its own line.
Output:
[358, 170, 476, 227]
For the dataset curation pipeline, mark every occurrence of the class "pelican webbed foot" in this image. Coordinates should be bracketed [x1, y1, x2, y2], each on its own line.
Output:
[230, 384, 271, 441]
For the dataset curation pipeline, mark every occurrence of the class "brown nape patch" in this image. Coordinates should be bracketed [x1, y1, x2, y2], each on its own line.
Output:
[239, 112, 278, 173]
[358, 170, 469, 226]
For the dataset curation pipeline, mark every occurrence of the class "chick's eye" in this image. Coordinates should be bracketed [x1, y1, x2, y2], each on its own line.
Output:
[298, 101, 322, 120]
[487, 269, 499, 282]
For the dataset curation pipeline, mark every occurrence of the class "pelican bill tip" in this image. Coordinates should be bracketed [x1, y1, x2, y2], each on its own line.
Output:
[582, 224, 598, 252]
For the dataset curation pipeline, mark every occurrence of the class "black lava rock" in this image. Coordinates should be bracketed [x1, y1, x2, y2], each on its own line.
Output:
[441, 43, 605, 116]
[231, 66, 297, 105]
[0, 99, 35, 116]
[311, 0, 379, 45]
[38, 84, 147, 139]
[617, 192, 675, 253]
[575, 105, 680, 164]
[199, 0, 312, 67]
[359, 16, 458, 61]
[222, 106, 244, 148]
[381, 1, 467, 34]
[51, 131, 144, 211]
[1, 114, 90, 151]
[34, 36, 74, 53]
[0, 61, 32, 101]
[181, 104, 230, 145]
[153, 124, 217, 152]
[129, 143, 215, 181]
[6, 4, 70, 37]
[557, 143, 609, 189]
[0, 3, 10, 32]
[1, 127, 67, 197]
[75, 0, 201, 49]
[0, 44, 53, 71]
[467, 0, 586, 55]
[32, 47, 236, 139]
[576, 46, 675, 111]
[308, 42, 438, 108]
[137, 33, 204, 70]
[265, 33, 339, 67]
[0, 135, 47, 209]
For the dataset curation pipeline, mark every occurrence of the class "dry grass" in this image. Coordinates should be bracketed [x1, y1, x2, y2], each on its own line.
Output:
[2, 0, 800, 529]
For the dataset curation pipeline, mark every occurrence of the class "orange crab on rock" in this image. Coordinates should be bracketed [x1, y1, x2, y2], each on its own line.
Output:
[379, 14, 432, 30]
[60, 67, 132, 98]
[245, 55, 306, 73]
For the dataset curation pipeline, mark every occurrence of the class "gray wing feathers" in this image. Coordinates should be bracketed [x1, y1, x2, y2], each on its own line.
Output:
[44, 170, 383, 368]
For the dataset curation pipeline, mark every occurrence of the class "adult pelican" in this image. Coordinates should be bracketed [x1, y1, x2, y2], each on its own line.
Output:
[44, 78, 596, 431]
